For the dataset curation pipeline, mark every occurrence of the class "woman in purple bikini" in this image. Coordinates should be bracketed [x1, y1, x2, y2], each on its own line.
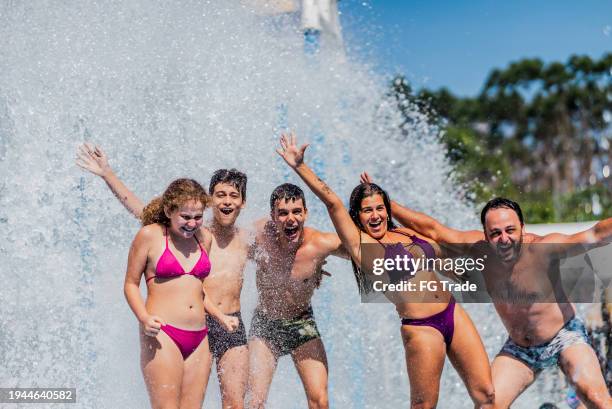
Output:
[277, 133, 496, 408]
[124, 178, 237, 409]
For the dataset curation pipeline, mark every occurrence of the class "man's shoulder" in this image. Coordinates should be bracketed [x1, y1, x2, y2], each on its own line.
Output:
[233, 226, 254, 244]
[303, 226, 334, 240]
[302, 227, 339, 251]
[252, 217, 271, 231]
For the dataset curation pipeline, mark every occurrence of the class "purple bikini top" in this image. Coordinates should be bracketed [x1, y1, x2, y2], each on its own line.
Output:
[146, 227, 211, 283]
[382, 230, 436, 283]
[384, 231, 436, 259]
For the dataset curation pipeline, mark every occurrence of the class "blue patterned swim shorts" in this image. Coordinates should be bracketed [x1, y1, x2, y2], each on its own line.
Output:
[498, 316, 590, 372]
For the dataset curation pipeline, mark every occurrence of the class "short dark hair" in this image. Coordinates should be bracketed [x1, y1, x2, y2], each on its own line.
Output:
[209, 169, 247, 201]
[270, 183, 306, 211]
[480, 197, 524, 227]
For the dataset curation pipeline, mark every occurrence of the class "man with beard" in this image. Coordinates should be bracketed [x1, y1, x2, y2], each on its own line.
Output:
[383, 194, 612, 408]
[76, 144, 249, 409]
[247, 183, 345, 409]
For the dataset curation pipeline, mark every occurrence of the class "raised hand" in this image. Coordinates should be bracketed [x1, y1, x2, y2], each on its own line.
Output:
[360, 171, 373, 184]
[276, 132, 309, 169]
[315, 260, 332, 289]
[76, 143, 112, 177]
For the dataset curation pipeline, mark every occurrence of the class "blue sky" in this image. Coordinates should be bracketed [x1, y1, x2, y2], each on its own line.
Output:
[339, 0, 612, 96]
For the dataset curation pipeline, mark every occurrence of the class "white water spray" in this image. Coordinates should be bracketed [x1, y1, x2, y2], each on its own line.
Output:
[0, 2, 563, 407]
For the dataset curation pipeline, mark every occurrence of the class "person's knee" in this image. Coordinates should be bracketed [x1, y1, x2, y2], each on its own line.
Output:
[410, 402, 437, 409]
[577, 385, 611, 409]
[470, 383, 495, 405]
[155, 404, 179, 409]
[410, 394, 438, 409]
[220, 382, 246, 409]
[306, 390, 328, 409]
[222, 396, 245, 409]
[247, 397, 265, 409]
[245, 391, 267, 409]
[150, 396, 180, 409]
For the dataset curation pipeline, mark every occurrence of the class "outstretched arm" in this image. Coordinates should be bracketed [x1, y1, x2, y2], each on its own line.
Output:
[542, 217, 612, 256]
[391, 201, 484, 244]
[277, 132, 363, 264]
[76, 143, 145, 218]
[562, 217, 612, 244]
[360, 171, 483, 244]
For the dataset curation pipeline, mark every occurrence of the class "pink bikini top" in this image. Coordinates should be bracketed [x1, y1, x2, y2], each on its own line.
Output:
[146, 228, 211, 283]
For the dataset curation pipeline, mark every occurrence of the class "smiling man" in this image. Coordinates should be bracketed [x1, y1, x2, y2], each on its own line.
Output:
[246, 183, 346, 409]
[389, 196, 612, 409]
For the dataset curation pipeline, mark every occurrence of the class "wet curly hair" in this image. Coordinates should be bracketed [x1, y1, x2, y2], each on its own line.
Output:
[140, 178, 209, 227]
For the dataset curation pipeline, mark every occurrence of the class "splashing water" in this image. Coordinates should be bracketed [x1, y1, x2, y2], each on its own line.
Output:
[0, 2, 564, 408]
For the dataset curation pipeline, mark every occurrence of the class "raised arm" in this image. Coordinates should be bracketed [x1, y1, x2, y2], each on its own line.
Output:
[277, 132, 363, 264]
[359, 171, 483, 244]
[76, 143, 145, 218]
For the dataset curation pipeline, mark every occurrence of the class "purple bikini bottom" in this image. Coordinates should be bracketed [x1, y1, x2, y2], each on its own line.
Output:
[401, 296, 456, 347]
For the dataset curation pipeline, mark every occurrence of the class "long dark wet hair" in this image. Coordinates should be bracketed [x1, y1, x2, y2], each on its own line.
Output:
[348, 183, 397, 295]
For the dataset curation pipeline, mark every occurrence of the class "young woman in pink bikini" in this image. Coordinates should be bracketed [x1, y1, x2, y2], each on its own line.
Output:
[124, 178, 237, 409]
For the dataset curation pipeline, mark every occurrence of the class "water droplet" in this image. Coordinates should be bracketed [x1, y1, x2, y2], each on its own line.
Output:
[593, 193, 602, 216]
[604, 25, 612, 36]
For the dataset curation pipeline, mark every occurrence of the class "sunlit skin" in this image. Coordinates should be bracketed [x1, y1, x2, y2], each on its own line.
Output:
[358, 194, 388, 239]
[124, 195, 214, 409]
[483, 208, 524, 265]
[271, 198, 308, 248]
[277, 132, 496, 409]
[206, 182, 248, 313]
[389, 198, 612, 408]
[164, 200, 205, 239]
[75, 145, 249, 408]
[205, 182, 250, 409]
[211, 182, 245, 228]
[249, 195, 340, 409]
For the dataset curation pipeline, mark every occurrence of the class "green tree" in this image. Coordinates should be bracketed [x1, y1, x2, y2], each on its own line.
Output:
[392, 53, 612, 222]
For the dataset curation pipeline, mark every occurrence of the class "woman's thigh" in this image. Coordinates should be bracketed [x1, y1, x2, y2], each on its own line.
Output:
[446, 304, 495, 404]
[180, 336, 213, 409]
[401, 325, 447, 407]
[140, 330, 184, 409]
